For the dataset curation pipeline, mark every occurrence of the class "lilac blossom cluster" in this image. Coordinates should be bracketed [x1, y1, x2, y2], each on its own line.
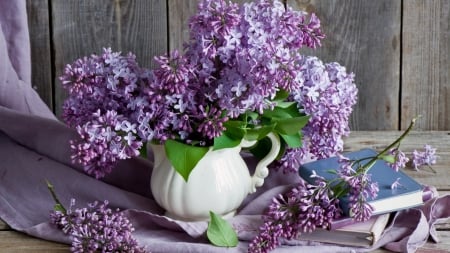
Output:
[248, 180, 341, 253]
[411, 145, 438, 171]
[388, 148, 410, 172]
[147, 0, 328, 145]
[388, 145, 438, 173]
[149, 0, 357, 166]
[61, 49, 153, 178]
[50, 199, 146, 253]
[274, 58, 358, 173]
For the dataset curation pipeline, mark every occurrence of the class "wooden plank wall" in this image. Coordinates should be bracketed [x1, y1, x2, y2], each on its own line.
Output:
[25, 0, 450, 131]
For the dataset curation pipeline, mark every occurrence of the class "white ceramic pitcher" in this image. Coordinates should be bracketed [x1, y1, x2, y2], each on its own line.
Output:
[150, 133, 281, 221]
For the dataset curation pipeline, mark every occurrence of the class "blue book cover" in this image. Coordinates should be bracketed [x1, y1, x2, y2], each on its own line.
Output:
[299, 149, 424, 216]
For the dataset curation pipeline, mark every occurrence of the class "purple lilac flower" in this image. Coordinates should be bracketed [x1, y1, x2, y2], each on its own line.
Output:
[70, 110, 143, 178]
[387, 148, 409, 172]
[248, 181, 341, 253]
[61, 49, 153, 178]
[274, 58, 358, 173]
[411, 145, 438, 170]
[50, 199, 146, 253]
[337, 155, 378, 221]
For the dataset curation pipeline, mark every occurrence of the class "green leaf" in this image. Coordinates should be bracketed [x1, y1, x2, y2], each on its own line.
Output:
[262, 104, 305, 122]
[164, 140, 209, 181]
[213, 133, 241, 150]
[223, 120, 246, 139]
[274, 115, 309, 135]
[275, 101, 296, 109]
[207, 211, 238, 247]
[279, 132, 302, 148]
[273, 89, 290, 101]
[262, 106, 292, 119]
[380, 155, 396, 164]
[246, 111, 260, 121]
[223, 120, 246, 129]
[244, 124, 275, 141]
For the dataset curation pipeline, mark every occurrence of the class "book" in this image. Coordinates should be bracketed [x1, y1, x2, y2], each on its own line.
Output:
[299, 148, 424, 216]
[298, 213, 391, 247]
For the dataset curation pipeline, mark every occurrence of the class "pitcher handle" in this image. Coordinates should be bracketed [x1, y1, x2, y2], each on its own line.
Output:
[241, 132, 281, 194]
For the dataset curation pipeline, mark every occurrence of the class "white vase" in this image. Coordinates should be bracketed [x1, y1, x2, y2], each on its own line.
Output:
[150, 133, 281, 221]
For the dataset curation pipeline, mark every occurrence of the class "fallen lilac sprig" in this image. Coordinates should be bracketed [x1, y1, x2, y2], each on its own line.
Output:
[250, 118, 423, 252]
[46, 182, 147, 253]
[411, 144, 438, 173]
[248, 180, 341, 253]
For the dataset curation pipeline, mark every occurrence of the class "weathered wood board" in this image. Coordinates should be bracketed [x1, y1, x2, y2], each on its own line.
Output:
[402, 0, 450, 130]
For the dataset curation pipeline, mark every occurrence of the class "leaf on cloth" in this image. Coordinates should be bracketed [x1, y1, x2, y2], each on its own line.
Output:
[207, 211, 238, 247]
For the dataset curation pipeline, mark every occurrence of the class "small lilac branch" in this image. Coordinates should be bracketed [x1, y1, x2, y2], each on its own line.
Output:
[364, 117, 418, 173]
[330, 118, 418, 221]
[411, 144, 438, 173]
[248, 181, 341, 253]
[46, 183, 147, 253]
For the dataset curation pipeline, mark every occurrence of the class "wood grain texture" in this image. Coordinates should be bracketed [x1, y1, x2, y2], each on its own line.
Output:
[288, 0, 401, 130]
[26, 0, 53, 110]
[402, 0, 450, 130]
[168, 0, 198, 52]
[51, 0, 167, 116]
[0, 231, 68, 252]
[0, 220, 9, 230]
[0, 228, 447, 253]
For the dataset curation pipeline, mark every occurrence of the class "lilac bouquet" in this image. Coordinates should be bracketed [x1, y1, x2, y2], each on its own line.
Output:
[62, 0, 357, 181]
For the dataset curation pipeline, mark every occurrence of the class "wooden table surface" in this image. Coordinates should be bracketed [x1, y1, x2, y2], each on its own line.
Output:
[1, 131, 449, 252]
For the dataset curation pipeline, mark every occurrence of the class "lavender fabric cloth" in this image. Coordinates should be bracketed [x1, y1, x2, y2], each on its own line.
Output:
[1, 1, 450, 252]
[0, 0, 55, 119]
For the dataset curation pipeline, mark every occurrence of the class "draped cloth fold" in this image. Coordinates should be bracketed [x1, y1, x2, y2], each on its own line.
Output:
[0, 1, 449, 252]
